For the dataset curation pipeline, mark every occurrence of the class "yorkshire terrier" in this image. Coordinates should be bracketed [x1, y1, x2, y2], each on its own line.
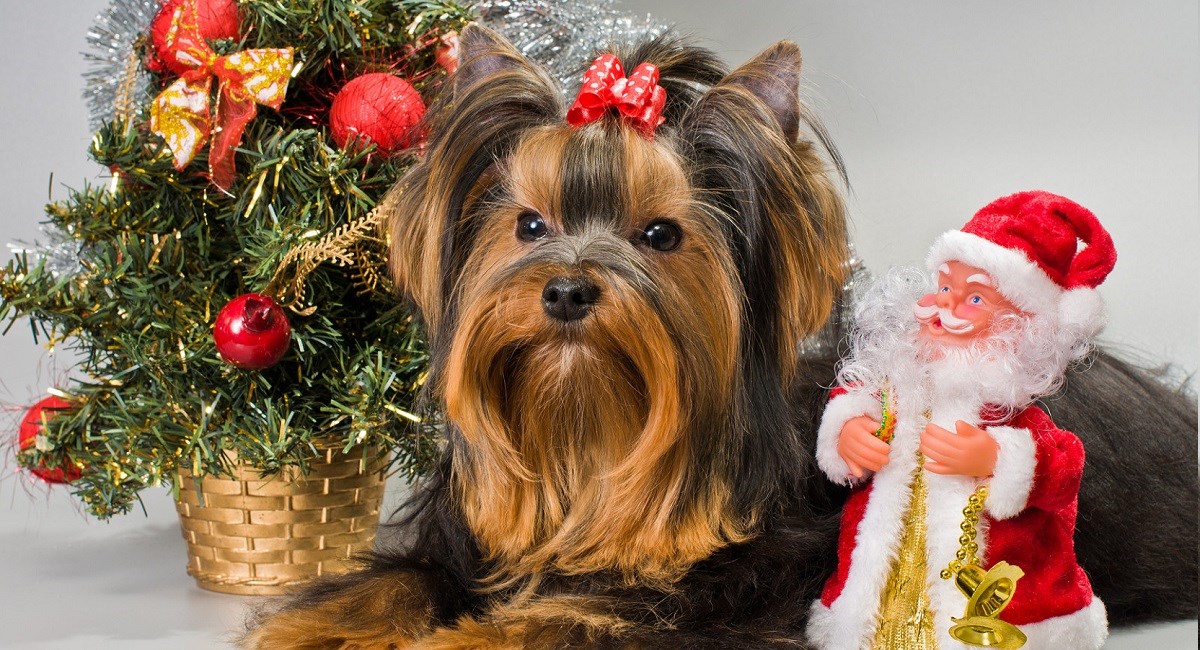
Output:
[246, 25, 1196, 648]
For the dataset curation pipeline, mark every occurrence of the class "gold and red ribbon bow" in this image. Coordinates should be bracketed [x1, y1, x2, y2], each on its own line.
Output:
[566, 54, 666, 139]
[149, 0, 293, 190]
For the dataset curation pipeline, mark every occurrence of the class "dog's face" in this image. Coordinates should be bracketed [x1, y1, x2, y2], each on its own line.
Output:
[386, 25, 848, 585]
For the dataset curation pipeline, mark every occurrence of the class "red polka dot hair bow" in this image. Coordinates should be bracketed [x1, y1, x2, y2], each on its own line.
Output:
[566, 54, 666, 139]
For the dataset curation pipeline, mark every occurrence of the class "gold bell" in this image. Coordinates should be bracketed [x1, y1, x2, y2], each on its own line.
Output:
[948, 561, 1028, 649]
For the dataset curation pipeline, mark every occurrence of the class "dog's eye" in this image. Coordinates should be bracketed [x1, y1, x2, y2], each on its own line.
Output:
[516, 211, 548, 242]
[640, 221, 682, 252]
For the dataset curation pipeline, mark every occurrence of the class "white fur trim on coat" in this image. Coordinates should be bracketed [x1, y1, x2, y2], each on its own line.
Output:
[926, 231, 1062, 317]
[816, 390, 880, 486]
[1019, 596, 1108, 649]
[984, 425, 1037, 520]
[805, 601, 842, 649]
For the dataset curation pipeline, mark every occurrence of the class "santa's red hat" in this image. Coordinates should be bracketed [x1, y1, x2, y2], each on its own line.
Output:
[926, 191, 1117, 338]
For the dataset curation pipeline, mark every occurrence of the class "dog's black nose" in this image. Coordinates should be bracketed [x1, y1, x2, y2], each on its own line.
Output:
[542, 276, 599, 322]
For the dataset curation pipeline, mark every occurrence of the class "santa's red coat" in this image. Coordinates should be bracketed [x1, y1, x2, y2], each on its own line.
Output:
[806, 386, 1107, 649]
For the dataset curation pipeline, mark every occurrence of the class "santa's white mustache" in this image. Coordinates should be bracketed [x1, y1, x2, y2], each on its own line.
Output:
[912, 302, 975, 334]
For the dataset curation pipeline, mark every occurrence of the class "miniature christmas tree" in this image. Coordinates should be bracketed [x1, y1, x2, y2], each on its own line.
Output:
[1, 0, 473, 517]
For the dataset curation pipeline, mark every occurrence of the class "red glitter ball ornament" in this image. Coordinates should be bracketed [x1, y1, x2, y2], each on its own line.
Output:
[18, 396, 82, 484]
[148, 0, 240, 76]
[213, 294, 292, 370]
[329, 73, 427, 155]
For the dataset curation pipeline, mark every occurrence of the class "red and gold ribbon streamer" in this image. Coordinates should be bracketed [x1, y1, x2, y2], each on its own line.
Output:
[566, 54, 666, 139]
[149, 0, 293, 190]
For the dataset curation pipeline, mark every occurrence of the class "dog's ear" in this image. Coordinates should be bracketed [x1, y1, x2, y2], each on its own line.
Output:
[452, 23, 527, 95]
[721, 40, 802, 141]
[388, 23, 561, 330]
[679, 40, 848, 379]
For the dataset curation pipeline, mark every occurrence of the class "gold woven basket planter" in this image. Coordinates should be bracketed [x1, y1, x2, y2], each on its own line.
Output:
[174, 445, 389, 596]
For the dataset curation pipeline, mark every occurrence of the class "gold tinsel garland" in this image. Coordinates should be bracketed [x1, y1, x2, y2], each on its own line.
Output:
[264, 205, 392, 315]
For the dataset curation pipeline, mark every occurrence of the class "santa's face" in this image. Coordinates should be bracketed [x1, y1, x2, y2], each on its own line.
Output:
[913, 261, 1021, 345]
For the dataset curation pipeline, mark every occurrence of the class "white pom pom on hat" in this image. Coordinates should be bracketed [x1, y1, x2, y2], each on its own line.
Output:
[926, 191, 1117, 339]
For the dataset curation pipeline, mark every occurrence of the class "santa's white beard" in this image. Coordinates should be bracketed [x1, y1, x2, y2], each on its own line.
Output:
[839, 268, 1088, 421]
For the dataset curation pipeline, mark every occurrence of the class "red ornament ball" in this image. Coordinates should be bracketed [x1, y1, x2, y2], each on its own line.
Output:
[329, 73, 427, 156]
[18, 396, 81, 484]
[148, 0, 241, 76]
[213, 294, 292, 370]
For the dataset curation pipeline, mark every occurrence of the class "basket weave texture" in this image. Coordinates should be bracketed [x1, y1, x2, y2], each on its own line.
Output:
[175, 445, 388, 595]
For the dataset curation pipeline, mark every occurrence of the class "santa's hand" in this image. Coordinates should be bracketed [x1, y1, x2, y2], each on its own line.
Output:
[837, 415, 891, 478]
[921, 420, 999, 477]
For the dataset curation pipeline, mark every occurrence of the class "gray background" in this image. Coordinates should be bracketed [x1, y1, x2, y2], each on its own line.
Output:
[0, 1, 1196, 648]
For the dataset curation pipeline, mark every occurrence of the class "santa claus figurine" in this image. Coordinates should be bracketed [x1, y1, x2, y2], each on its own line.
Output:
[806, 191, 1112, 649]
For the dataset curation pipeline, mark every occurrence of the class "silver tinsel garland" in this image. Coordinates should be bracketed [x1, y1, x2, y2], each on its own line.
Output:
[800, 246, 869, 358]
[476, 0, 666, 97]
[8, 226, 87, 279]
[82, 0, 159, 131]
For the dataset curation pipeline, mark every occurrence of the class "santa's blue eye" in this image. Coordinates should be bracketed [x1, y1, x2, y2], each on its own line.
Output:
[939, 286, 950, 293]
[969, 295, 983, 305]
